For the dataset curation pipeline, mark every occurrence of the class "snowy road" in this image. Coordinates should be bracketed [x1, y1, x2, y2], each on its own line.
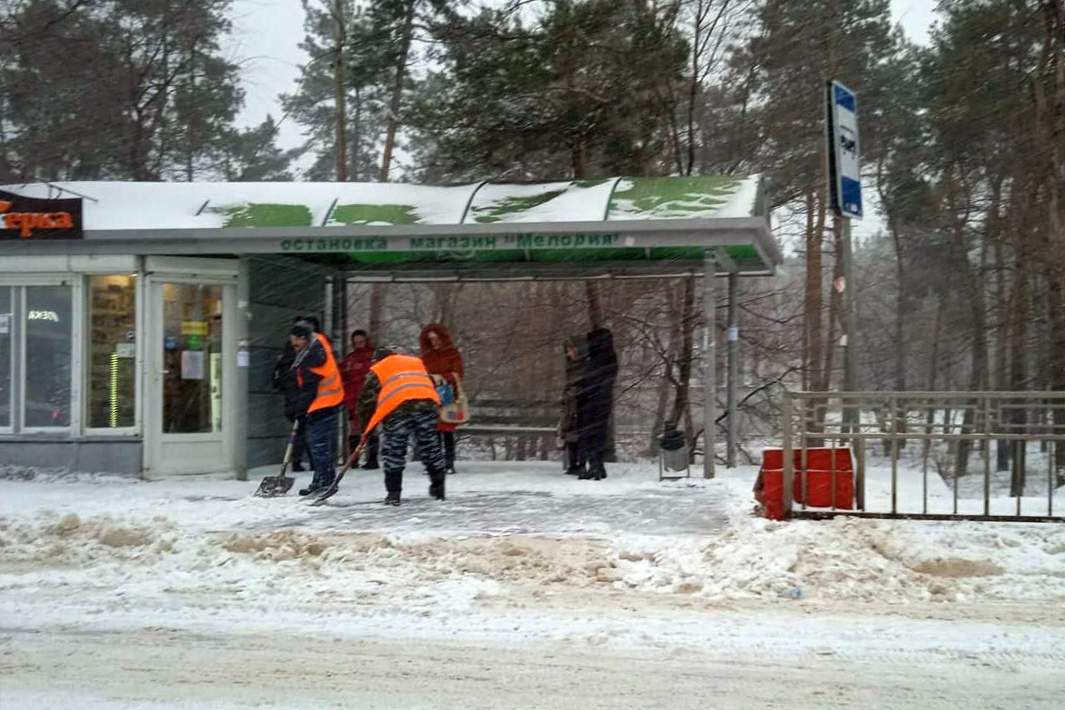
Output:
[4, 605, 1064, 710]
[2, 462, 1065, 707]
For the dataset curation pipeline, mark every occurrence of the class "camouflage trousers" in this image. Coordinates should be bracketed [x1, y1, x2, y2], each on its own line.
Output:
[380, 405, 447, 495]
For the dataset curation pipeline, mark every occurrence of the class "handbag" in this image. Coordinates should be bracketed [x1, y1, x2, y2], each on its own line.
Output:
[435, 379, 455, 406]
[438, 373, 471, 425]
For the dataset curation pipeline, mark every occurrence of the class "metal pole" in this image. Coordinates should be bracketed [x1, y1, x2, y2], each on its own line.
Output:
[727, 273, 739, 468]
[339, 276, 350, 460]
[233, 256, 251, 481]
[841, 218, 858, 434]
[703, 251, 716, 478]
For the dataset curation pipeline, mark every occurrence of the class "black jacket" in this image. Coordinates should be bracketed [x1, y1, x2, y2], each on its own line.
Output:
[577, 328, 618, 454]
[581, 328, 618, 406]
[272, 342, 301, 419]
[560, 335, 587, 443]
[289, 336, 329, 418]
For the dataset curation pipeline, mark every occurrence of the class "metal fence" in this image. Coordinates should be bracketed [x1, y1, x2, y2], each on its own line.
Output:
[780, 391, 1065, 522]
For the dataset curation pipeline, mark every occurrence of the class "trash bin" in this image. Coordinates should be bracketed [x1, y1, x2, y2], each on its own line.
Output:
[659, 429, 689, 479]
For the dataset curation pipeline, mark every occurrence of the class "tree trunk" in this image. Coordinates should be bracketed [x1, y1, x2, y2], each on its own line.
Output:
[888, 213, 909, 449]
[648, 286, 680, 455]
[351, 85, 362, 180]
[1049, 273, 1065, 485]
[585, 281, 603, 329]
[1009, 236, 1030, 497]
[922, 290, 946, 475]
[666, 276, 696, 431]
[948, 168, 988, 479]
[368, 284, 386, 340]
[378, 0, 416, 182]
[806, 189, 827, 394]
[685, 0, 703, 176]
[332, 0, 348, 181]
[993, 200, 1011, 472]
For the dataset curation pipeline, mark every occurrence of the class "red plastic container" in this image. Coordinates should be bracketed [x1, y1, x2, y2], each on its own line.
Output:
[755, 448, 855, 519]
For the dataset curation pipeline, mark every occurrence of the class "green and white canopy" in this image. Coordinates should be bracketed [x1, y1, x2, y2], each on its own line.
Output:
[1, 176, 779, 279]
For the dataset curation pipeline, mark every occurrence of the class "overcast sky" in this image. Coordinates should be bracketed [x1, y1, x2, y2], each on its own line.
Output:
[228, 0, 939, 152]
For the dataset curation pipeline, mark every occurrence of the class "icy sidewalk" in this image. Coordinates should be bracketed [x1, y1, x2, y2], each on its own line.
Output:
[0, 459, 728, 537]
[1, 460, 1064, 635]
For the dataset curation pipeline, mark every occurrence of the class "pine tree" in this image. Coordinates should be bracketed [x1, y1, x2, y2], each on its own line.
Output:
[1, 0, 243, 181]
[219, 116, 296, 181]
[409, 0, 688, 181]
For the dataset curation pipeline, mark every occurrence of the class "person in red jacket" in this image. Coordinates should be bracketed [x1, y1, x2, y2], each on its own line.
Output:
[419, 323, 464, 474]
[340, 329, 378, 469]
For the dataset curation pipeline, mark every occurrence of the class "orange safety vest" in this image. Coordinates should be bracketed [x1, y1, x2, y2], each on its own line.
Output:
[363, 354, 440, 434]
[304, 333, 345, 413]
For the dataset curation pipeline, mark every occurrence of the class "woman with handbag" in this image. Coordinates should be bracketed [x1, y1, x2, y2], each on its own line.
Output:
[419, 323, 465, 474]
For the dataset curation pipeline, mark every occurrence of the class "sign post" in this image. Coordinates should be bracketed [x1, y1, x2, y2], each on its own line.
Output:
[826, 80, 861, 434]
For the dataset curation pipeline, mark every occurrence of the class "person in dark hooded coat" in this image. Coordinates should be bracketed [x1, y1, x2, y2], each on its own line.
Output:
[577, 327, 618, 480]
[559, 335, 588, 475]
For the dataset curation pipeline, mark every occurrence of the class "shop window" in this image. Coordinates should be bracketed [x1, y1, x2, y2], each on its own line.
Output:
[23, 285, 72, 428]
[0, 287, 12, 429]
[88, 276, 136, 429]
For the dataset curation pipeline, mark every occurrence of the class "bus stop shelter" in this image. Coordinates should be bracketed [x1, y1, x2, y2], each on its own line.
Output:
[0, 176, 780, 479]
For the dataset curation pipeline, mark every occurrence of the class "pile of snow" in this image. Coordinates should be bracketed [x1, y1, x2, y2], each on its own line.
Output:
[1, 463, 1063, 636]
[610, 472, 1065, 604]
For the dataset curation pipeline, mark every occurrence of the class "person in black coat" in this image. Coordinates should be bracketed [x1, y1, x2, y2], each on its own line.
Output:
[559, 335, 588, 476]
[270, 316, 321, 471]
[577, 327, 618, 480]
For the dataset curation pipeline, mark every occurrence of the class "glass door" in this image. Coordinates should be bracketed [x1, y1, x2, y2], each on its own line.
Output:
[146, 279, 231, 475]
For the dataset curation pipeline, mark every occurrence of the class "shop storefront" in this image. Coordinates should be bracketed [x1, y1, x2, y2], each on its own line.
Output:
[0, 253, 242, 475]
[0, 178, 779, 479]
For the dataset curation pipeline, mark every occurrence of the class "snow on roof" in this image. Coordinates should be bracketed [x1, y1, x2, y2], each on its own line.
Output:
[1, 176, 761, 231]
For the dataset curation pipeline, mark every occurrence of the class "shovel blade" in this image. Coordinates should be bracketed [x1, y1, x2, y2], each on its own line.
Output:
[254, 475, 294, 497]
[309, 482, 340, 506]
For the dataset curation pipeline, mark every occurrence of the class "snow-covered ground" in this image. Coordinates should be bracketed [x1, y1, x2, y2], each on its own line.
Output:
[2, 460, 1064, 708]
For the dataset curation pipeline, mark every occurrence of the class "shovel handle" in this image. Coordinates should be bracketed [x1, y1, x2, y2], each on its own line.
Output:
[325, 434, 369, 494]
[277, 418, 302, 477]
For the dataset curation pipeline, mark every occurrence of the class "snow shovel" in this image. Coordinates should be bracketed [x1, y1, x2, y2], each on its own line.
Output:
[254, 419, 301, 497]
[309, 435, 368, 506]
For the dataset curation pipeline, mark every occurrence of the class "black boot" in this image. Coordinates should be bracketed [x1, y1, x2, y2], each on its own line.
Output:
[299, 478, 326, 496]
[384, 470, 402, 506]
[565, 444, 584, 475]
[581, 455, 602, 481]
[428, 471, 446, 500]
[442, 432, 456, 474]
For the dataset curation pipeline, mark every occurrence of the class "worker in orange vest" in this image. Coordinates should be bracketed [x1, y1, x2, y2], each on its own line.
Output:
[357, 346, 446, 506]
[289, 322, 345, 496]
